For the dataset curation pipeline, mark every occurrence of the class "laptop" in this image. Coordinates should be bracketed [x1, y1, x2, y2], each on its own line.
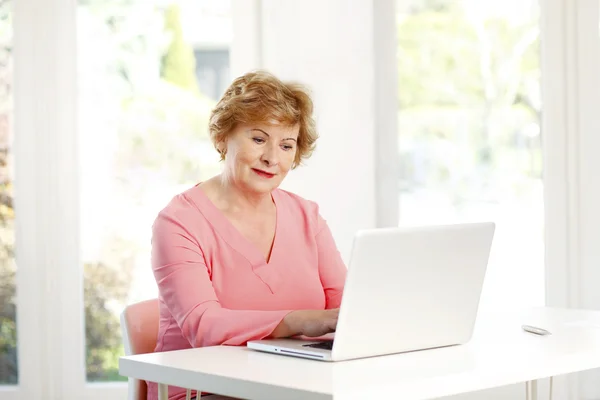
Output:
[247, 222, 495, 362]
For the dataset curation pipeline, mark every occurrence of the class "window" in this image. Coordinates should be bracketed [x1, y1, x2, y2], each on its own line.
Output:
[78, 0, 231, 382]
[4, 1, 593, 399]
[396, 0, 543, 310]
[0, 0, 15, 385]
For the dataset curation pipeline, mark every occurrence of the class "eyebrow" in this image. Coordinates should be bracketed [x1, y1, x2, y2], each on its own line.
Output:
[252, 128, 297, 142]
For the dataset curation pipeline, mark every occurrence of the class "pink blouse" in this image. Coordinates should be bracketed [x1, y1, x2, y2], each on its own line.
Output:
[147, 185, 347, 400]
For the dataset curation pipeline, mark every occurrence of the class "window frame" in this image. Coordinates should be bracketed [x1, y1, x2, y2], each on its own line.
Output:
[7, 0, 595, 398]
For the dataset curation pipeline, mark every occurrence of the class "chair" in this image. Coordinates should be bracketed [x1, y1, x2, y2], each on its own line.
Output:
[120, 298, 162, 400]
[120, 299, 232, 400]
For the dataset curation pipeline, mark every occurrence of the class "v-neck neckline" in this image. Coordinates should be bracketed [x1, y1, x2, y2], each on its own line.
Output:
[191, 185, 281, 268]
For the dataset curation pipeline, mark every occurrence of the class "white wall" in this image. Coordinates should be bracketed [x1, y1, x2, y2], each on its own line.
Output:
[577, 36, 600, 400]
[14, 0, 83, 398]
[577, 2, 600, 397]
[232, 0, 384, 261]
[541, 0, 600, 315]
[544, 0, 600, 398]
[263, 0, 378, 262]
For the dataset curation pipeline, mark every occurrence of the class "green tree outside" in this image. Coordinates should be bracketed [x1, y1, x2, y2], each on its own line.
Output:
[0, 0, 16, 384]
[396, 1, 541, 210]
[0, 0, 212, 383]
[79, 0, 212, 382]
[161, 3, 199, 93]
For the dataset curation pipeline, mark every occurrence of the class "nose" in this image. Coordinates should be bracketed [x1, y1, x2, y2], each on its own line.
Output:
[261, 144, 280, 167]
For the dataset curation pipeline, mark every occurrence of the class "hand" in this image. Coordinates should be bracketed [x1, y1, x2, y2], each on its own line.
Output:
[286, 309, 339, 337]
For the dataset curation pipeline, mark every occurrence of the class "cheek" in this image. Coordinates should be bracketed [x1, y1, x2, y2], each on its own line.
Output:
[232, 147, 260, 170]
[282, 150, 297, 171]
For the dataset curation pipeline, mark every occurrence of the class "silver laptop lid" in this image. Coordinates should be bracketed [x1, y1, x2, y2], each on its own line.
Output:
[332, 222, 495, 361]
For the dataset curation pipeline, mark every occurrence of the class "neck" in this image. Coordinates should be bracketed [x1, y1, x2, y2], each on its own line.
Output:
[217, 174, 273, 213]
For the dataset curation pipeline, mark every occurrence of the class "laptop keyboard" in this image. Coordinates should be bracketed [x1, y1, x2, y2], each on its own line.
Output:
[302, 341, 333, 350]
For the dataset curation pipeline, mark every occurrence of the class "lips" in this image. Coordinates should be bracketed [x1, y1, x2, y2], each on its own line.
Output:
[252, 168, 276, 178]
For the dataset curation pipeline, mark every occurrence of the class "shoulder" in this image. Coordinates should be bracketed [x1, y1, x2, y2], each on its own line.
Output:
[155, 185, 197, 220]
[275, 188, 319, 212]
[152, 185, 208, 238]
[274, 188, 322, 231]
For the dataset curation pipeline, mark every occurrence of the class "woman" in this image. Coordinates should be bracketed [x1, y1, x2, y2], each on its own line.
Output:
[149, 70, 347, 400]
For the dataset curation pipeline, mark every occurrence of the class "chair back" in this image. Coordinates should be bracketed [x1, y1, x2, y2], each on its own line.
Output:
[120, 298, 160, 400]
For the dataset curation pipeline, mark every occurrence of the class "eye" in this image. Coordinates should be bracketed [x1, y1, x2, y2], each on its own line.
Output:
[253, 137, 265, 144]
[282, 144, 294, 151]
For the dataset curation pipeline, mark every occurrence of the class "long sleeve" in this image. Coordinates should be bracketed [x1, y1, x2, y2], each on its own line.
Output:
[151, 210, 291, 348]
[315, 214, 347, 309]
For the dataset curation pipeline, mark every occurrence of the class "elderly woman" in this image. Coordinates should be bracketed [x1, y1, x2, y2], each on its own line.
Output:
[149, 70, 347, 400]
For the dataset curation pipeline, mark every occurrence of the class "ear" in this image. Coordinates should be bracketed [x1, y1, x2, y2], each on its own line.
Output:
[216, 139, 228, 159]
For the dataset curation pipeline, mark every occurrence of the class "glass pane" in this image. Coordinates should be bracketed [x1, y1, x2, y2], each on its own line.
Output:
[396, 0, 543, 310]
[0, 0, 16, 385]
[78, 0, 231, 381]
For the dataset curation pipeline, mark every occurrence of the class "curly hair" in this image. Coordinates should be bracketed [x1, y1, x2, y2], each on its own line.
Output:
[208, 70, 318, 168]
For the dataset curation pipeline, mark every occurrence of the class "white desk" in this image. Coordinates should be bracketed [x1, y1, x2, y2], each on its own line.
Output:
[120, 307, 600, 400]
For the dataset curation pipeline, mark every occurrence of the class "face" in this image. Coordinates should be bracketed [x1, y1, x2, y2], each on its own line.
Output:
[220, 122, 299, 195]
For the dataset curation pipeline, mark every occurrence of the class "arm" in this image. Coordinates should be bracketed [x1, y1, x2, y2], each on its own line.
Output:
[152, 211, 296, 347]
[315, 214, 347, 309]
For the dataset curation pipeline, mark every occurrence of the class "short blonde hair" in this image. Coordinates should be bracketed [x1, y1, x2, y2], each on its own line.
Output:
[209, 70, 318, 168]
